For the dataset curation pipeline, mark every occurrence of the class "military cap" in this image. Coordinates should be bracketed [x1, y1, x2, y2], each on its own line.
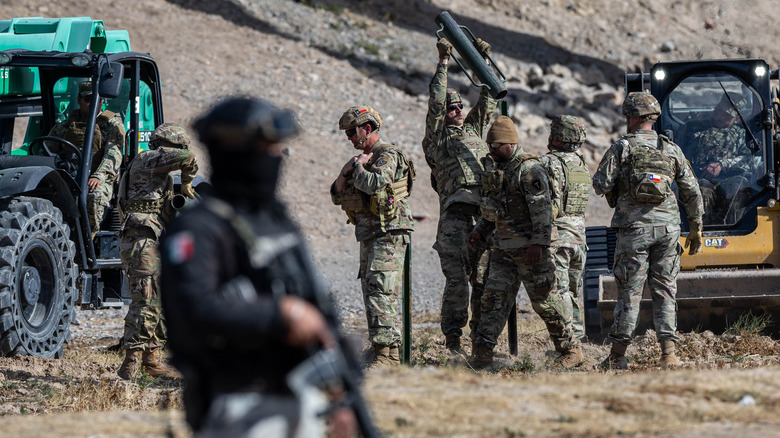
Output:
[78, 81, 93, 97]
[622, 91, 661, 119]
[194, 96, 299, 147]
[446, 88, 462, 105]
[486, 115, 518, 144]
[715, 94, 748, 118]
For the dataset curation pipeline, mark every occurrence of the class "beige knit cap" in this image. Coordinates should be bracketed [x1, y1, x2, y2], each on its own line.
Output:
[486, 116, 518, 144]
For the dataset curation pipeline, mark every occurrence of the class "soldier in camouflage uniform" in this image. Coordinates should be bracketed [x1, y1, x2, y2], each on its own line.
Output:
[593, 92, 704, 369]
[422, 37, 497, 351]
[331, 105, 414, 367]
[540, 115, 591, 367]
[116, 123, 198, 379]
[467, 116, 577, 369]
[692, 94, 753, 224]
[48, 81, 125, 235]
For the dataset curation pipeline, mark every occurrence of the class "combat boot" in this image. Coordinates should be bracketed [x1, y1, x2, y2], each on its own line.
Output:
[366, 344, 401, 368]
[117, 349, 142, 380]
[445, 334, 462, 352]
[142, 349, 180, 378]
[660, 340, 682, 368]
[554, 346, 583, 369]
[598, 342, 628, 370]
[469, 341, 494, 370]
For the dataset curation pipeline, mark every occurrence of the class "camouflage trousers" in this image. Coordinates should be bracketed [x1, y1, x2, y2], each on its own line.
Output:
[120, 227, 166, 351]
[434, 204, 490, 338]
[87, 177, 115, 232]
[552, 242, 586, 341]
[475, 245, 576, 350]
[358, 231, 408, 346]
[609, 225, 682, 345]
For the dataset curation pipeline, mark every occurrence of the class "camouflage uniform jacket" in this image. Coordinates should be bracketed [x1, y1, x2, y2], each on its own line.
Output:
[422, 63, 496, 212]
[540, 150, 590, 245]
[692, 124, 752, 180]
[593, 129, 703, 228]
[49, 109, 125, 184]
[118, 147, 198, 238]
[331, 139, 414, 242]
[474, 146, 555, 248]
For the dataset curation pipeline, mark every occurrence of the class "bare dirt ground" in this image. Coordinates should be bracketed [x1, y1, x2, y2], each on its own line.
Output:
[3, 0, 780, 436]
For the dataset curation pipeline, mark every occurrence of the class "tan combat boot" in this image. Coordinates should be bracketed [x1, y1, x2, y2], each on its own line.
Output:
[660, 340, 682, 368]
[554, 346, 584, 369]
[469, 341, 494, 370]
[142, 349, 180, 378]
[117, 349, 142, 380]
[598, 342, 628, 370]
[366, 344, 401, 368]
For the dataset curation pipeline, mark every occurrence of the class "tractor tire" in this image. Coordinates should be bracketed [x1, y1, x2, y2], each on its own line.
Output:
[583, 226, 616, 343]
[0, 197, 77, 358]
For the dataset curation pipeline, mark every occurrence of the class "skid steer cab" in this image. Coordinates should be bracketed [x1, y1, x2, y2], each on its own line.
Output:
[0, 17, 208, 358]
[585, 58, 780, 341]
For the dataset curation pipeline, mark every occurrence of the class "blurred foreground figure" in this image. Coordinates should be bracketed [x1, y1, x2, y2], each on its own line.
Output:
[160, 97, 356, 437]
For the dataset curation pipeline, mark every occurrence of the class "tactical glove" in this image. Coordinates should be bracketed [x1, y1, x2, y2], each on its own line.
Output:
[181, 182, 196, 199]
[474, 38, 491, 57]
[684, 222, 703, 255]
[437, 38, 452, 60]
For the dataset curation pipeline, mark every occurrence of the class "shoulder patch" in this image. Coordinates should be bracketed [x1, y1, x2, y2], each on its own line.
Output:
[165, 231, 195, 265]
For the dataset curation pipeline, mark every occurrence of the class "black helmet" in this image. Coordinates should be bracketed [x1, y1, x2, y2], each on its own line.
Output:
[193, 96, 299, 148]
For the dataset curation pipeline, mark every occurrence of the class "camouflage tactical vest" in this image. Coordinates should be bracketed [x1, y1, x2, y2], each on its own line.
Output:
[481, 151, 537, 222]
[434, 127, 488, 196]
[58, 110, 118, 174]
[624, 134, 676, 204]
[549, 151, 590, 216]
[340, 144, 415, 227]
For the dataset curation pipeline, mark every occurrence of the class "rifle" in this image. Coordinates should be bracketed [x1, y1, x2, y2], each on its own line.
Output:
[214, 198, 381, 438]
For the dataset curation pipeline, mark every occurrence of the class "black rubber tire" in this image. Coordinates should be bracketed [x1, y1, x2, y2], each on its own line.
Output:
[0, 197, 77, 358]
[583, 226, 617, 343]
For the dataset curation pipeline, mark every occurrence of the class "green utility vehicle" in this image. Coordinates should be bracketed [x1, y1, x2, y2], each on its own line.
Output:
[0, 17, 198, 358]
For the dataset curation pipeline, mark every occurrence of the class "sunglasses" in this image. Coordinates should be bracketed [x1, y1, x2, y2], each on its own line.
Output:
[447, 103, 464, 112]
[345, 127, 357, 138]
[488, 142, 504, 149]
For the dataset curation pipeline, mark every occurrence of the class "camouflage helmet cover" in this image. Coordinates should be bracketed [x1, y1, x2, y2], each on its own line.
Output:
[549, 115, 587, 149]
[622, 91, 661, 119]
[338, 105, 383, 131]
[150, 122, 191, 149]
[446, 88, 462, 105]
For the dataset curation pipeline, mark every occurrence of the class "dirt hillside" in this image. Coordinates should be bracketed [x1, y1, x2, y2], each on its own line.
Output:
[3, 0, 780, 437]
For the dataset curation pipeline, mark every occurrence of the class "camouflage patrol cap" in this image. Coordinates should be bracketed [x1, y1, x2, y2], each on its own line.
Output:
[446, 88, 462, 105]
[621, 92, 661, 119]
[78, 81, 93, 97]
[338, 105, 383, 131]
[715, 94, 748, 117]
[149, 122, 191, 150]
[549, 115, 587, 147]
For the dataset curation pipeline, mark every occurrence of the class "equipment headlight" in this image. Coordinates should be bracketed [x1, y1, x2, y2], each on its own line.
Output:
[0, 52, 11, 66]
[654, 70, 666, 81]
[71, 55, 90, 67]
[756, 66, 767, 77]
